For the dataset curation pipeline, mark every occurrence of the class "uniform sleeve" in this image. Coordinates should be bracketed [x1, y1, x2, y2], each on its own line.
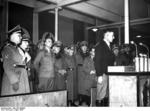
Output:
[75, 53, 82, 65]
[83, 58, 96, 80]
[62, 56, 67, 70]
[83, 58, 91, 74]
[2, 46, 20, 84]
[33, 51, 43, 72]
[63, 57, 68, 70]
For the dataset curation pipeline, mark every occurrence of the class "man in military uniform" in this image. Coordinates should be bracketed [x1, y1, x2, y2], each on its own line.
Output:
[1, 25, 30, 96]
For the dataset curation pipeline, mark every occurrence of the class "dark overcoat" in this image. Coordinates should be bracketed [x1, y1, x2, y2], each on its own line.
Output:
[82, 56, 97, 96]
[94, 40, 115, 76]
[54, 56, 66, 90]
[64, 55, 78, 101]
[94, 40, 115, 100]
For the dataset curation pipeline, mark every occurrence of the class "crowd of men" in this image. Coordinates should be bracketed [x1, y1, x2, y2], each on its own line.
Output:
[0, 25, 135, 106]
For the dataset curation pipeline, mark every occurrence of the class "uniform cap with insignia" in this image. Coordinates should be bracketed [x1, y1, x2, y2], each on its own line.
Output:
[52, 41, 63, 47]
[80, 41, 88, 47]
[112, 44, 119, 51]
[8, 25, 23, 37]
[22, 34, 30, 41]
[67, 44, 75, 50]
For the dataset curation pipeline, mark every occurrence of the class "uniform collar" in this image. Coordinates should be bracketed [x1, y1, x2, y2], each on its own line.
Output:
[8, 41, 18, 48]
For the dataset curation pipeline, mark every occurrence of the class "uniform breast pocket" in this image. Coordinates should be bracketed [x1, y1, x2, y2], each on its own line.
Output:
[15, 68, 22, 75]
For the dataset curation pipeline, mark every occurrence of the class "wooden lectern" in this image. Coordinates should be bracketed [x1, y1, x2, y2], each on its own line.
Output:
[108, 66, 150, 107]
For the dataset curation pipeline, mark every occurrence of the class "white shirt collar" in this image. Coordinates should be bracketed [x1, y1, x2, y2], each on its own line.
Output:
[103, 39, 110, 48]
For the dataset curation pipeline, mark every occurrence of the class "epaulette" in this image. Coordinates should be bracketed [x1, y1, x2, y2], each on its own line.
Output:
[5, 43, 18, 49]
[1, 43, 9, 50]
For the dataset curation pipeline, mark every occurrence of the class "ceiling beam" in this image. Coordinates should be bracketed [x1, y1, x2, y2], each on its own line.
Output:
[67, 2, 122, 22]
[36, 0, 82, 12]
[8, 0, 36, 7]
[7, 0, 99, 24]
[87, 17, 150, 30]
[36, 0, 122, 22]
[8, 0, 48, 9]
[49, 9, 96, 24]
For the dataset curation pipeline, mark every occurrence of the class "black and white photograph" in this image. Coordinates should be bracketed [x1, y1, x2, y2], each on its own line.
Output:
[0, 0, 150, 110]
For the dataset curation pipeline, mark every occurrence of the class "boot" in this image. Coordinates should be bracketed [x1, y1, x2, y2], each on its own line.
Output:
[96, 100, 102, 107]
[85, 95, 90, 106]
[71, 101, 78, 106]
[79, 95, 83, 105]
[74, 100, 79, 106]
[103, 97, 109, 106]
[67, 100, 72, 106]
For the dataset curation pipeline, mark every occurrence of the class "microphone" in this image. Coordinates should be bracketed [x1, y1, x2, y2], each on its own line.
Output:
[139, 43, 150, 72]
[130, 41, 138, 57]
[139, 43, 149, 58]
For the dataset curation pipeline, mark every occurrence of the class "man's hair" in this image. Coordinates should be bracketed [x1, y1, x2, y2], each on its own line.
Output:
[102, 28, 114, 40]
[103, 28, 113, 36]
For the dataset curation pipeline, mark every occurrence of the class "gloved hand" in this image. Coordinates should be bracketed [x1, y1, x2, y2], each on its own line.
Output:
[58, 69, 67, 75]
[12, 82, 19, 91]
[90, 70, 96, 75]
[97, 76, 103, 84]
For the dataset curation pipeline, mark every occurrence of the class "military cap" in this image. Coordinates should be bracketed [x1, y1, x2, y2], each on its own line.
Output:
[53, 41, 63, 47]
[67, 44, 75, 50]
[22, 34, 30, 41]
[8, 25, 23, 37]
[80, 41, 88, 47]
[112, 44, 119, 51]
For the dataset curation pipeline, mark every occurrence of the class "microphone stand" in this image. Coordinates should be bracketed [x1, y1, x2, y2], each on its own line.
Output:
[139, 43, 149, 59]
[139, 43, 149, 72]
[139, 43, 150, 105]
[131, 41, 138, 57]
[131, 41, 139, 72]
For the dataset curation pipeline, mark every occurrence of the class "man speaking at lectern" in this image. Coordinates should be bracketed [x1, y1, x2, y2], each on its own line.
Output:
[94, 29, 115, 106]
